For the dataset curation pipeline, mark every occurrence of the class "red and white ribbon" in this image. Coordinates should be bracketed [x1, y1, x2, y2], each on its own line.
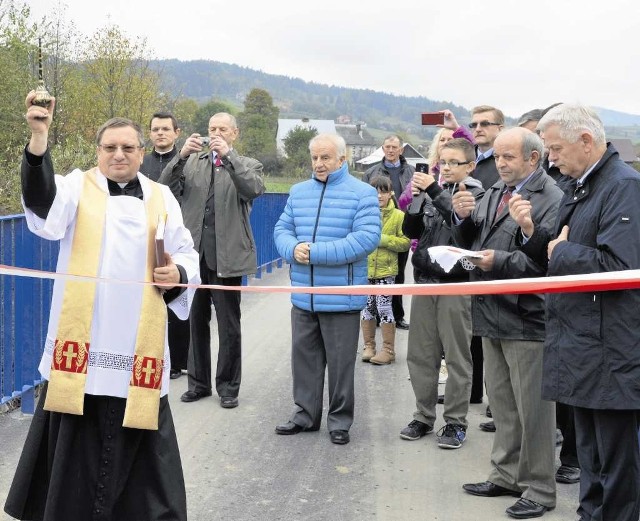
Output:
[2, 263, 640, 296]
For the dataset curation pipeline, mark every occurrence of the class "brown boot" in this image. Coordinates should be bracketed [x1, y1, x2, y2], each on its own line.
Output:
[370, 322, 396, 365]
[361, 319, 377, 362]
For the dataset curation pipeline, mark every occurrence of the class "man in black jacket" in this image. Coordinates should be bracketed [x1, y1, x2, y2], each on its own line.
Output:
[140, 112, 188, 380]
[140, 112, 181, 182]
[399, 139, 484, 449]
[509, 104, 640, 521]
[363, 135, 414, 329]
[453, 127, 563, 519]
[467, 105, 504, 421]
[469, 105, 503, 190]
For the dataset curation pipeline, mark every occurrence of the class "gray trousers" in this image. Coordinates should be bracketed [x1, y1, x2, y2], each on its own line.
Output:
[407, 294, 473, 428]
[483, 338, 556, 508]
[289, 307, 360, 432]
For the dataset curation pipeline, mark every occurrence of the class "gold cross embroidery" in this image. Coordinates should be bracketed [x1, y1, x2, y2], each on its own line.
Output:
[141, 359, 155, 385]
[62, 342, 78, 369]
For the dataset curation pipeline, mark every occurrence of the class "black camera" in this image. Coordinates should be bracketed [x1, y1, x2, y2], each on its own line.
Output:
[415, 162, 429, 173]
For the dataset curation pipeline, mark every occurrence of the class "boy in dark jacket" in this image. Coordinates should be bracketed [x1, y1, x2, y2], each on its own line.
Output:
[399, 139, 484, 449]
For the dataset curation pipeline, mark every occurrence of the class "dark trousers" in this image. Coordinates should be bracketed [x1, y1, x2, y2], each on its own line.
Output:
[187, 260, 242, 398]
[167, 309, 189, 371]
[574, 406, 640, 521]
[469, 335, 484, 402]
[557, 402, 579, 468]
[290, 307, 360, 432]
[392, 249, 409, 322]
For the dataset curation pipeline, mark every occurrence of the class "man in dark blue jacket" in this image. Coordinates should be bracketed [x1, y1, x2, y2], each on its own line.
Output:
[509, 104, 640, 521]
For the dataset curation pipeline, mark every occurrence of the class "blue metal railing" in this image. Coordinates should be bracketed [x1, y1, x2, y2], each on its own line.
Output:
[1, 214, 58, 413]
[0, 193, 287, 413]
[250, 193, 288, 277]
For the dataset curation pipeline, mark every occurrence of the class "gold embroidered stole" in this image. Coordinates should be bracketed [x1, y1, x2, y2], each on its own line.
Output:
[44, 170, 167, 430]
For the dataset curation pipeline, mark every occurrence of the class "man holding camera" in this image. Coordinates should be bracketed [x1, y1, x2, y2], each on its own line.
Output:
[363, 135, 414, 329]
[159, 112, 264, 409]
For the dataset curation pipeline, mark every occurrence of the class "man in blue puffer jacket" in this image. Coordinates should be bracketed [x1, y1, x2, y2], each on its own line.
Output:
[273, 133, 381, 445]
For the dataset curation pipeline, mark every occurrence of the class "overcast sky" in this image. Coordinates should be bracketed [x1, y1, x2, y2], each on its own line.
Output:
[28, 0, 640, 119]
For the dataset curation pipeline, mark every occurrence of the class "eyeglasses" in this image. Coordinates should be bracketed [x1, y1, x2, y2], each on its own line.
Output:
[99, 144, 143, 154]
[468, 121, 501, 129]
[438, 160, 472, 168]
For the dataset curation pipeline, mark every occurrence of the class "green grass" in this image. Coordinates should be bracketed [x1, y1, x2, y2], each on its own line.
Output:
[265, 177, 299, 193]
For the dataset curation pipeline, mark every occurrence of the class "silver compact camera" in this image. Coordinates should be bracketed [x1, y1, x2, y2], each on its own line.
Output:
[200, 136, 211, 146]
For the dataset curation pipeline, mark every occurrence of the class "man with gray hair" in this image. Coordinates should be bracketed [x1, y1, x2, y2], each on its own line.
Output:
[273, 133, 380, 445]
[509, 104, 640, 521]
[516, 108, 544, 132]
[160, 112, 264, 409]
[452, 127, 563, 519]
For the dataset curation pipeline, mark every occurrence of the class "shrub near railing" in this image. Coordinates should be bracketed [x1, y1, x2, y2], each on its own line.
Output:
[0, 193, 287, 413]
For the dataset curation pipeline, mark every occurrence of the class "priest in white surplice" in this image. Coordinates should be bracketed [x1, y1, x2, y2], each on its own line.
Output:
[4, 92, 200, 521]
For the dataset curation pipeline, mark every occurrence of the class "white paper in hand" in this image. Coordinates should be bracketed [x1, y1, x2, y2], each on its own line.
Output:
[427, 246, 483, 273]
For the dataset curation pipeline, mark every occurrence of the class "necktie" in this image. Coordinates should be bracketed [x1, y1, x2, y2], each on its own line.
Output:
[214, 155, 222, 167]
[494, 187, 514, 222]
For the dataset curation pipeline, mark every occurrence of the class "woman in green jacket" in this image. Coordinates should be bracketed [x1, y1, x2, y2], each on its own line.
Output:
[362, 176, 410, 365]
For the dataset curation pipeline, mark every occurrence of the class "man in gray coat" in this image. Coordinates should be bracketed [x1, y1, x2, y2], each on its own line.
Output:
[509, 104, 640, 521]
[159, 112, 264, 409]
[452, 128, 563, 519]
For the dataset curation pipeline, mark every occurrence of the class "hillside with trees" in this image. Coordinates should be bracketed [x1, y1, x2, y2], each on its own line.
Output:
[153, 59, 472, 140]
[1, 2, 639, 213]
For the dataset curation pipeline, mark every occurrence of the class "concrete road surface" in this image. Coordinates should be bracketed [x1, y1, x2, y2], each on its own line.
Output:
[1, 266, 579, 521]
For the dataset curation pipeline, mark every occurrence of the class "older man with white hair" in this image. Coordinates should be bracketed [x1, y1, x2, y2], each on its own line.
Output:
[273, 133, 380, 445]
[509, 104, 640, 521]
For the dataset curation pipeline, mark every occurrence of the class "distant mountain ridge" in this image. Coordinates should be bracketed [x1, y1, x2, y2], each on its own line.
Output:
[594, 107, 640, 126]
[153, 59, 640, 133]
[153, 59, 469, 138]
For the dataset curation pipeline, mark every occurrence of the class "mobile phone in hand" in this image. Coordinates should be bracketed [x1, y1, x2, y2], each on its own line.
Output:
[421, 112, 445, 125]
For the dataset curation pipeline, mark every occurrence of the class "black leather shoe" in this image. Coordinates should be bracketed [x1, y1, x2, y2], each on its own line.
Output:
[180, 389, 212, 402]
[275, 421, 304, 435]
[170, 369, 182, 380]
[330, 430, 350, 445]
[463, 481, 521, 498]
[506, 498, 552, 518]
[220, 396, 239, 409]
[437, 394, 445, 404]
[555, 464, 580, 484]
[395, 319, 410, 330]
[479, 421, 496, 432]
